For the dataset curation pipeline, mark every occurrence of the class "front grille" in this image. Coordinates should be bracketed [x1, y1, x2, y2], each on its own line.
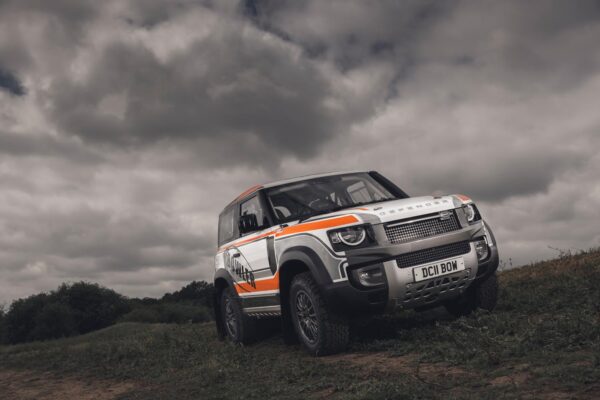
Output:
[385, 211, 461, 244]
[396, 241, 471, 269]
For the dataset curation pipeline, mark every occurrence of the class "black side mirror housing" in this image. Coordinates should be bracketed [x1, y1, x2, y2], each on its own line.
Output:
[239, 214, 259, 234]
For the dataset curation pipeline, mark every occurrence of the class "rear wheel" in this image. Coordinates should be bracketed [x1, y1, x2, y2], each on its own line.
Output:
[445, 272, 498, 317]
[220, 287, 257, 344]
[290, 272, 349, 356]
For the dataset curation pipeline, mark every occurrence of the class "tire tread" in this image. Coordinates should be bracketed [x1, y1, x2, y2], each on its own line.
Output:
[291, 272, 349, 356]
[221, 287, 258, 345]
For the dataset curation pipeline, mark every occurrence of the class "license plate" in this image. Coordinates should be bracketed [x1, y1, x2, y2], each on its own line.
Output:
[412, 257, 465, 282]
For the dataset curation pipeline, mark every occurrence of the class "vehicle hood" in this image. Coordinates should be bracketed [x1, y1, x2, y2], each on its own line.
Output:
[307, 196, 461, 224]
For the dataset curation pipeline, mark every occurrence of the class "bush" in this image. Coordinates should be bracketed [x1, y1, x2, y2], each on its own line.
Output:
[54, 282, 131, 333]
[5, 282, 131, 344]
[120, 303, 211, 324]
[3, 280, 214, 345]
[0, 305, 7, 345]
[161, 281, 214, 309]
[5, 293, 51, 344]
[30, 303, 78, 341]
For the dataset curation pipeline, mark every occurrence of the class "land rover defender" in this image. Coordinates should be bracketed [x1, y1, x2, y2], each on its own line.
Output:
[213, 171, 499, 355]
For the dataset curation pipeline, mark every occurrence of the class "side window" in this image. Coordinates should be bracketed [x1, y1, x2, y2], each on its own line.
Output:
[218, 207, 235, 245]
[240, 196, 265, 232]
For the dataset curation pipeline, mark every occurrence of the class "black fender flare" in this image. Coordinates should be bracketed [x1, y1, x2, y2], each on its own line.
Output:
[474, 221, 500, 282]
[277, 246, 333, 287]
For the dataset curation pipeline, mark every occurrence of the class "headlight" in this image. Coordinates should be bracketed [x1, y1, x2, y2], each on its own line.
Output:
[464, 204, 475, 221]
[463, 204, 481, 223]
[329, 226, 366, 247]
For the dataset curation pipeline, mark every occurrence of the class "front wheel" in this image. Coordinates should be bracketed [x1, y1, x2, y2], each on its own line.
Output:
[220, 287, 257, 344]
[445, 272, 498, 317]
[290, 272, 349, 356]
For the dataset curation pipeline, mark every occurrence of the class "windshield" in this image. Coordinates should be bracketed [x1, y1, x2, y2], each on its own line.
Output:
[265, 173, 398, 223]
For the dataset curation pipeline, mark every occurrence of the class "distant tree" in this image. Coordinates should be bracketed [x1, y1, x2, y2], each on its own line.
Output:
[30, 303, 78, 341]
[5, 282, 131, 344]
[0, 304, 7, 344]
[3, 280, 215, 345]
[54, 282, 131, 334]
[5, 293, 50, 343]
[161, 281, 214, 308]
[120, 303, 211, 324]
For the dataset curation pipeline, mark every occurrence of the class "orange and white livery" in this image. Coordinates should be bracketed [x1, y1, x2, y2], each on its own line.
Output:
[213, 171, 499, 356]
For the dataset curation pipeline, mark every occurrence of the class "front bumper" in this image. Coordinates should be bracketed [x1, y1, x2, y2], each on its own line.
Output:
[383, 237, 498, 310]
[323, 220, 499, 315]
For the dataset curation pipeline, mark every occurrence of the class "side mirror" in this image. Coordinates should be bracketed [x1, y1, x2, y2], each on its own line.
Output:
[239, 214, 259, 234]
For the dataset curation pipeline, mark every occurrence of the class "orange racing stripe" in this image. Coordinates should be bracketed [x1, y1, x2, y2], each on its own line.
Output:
[235, 272, 280, 293]
[275, 215, 359, 237]
[218, 228, 280, 252]
[218, 215, 361, 252]
[231, 215, 360, 294]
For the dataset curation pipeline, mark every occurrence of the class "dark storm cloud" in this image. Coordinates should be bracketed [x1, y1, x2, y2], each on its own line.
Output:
[245, 0, 455, 70]
[0, 0, 357, 168]
[0, 131, 103, 163]
[47, 37, 338, 165]
[0, 0, 99, 34]
[0, 68, 25, 96]
[0, 0, 100, 73]
[415, 149, 585, 202]
[0, 0, 599, 303]
[0, 206, 209, 272]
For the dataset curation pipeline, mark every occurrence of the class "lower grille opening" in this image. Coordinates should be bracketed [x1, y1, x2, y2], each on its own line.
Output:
[402, 271, 471, 305]
[396, 241, 471, 269]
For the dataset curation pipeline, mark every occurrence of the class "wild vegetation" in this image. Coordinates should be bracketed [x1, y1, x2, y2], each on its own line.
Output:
[0, 281, 214, 345]
[1, 250, 599, 399]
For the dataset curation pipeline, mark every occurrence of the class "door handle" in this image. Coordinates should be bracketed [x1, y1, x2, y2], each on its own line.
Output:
[230, 251, 240, 258]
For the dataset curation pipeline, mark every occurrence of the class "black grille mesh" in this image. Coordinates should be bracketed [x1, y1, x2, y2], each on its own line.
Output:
[396, 241, 471, 269]
[385, 212, 461, 244]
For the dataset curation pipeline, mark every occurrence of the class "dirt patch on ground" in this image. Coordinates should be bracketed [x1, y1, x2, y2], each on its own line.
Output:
[322, 352, 417, 374]
[322, 352, 472, 380]
[489, 372, 531, 387]
[0, 369, 138, 400]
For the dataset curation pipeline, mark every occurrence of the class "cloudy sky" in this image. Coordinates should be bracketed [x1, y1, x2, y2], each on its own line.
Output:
[1, 0, 599, 304]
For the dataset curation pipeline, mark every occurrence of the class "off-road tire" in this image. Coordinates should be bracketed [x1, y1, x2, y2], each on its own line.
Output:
[289, 272, 349, 356]
[220, 287, 257, 345]
[445, 272, 498, 317]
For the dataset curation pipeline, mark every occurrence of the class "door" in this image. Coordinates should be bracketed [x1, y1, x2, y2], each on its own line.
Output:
[233, 195, 280, 314]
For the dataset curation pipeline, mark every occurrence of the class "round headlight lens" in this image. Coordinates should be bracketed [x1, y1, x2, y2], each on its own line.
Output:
[464, 204, 476, 222]
[336, 227, 366, 246]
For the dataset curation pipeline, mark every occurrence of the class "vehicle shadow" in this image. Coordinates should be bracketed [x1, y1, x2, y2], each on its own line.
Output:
[350, 307, 455, 343]
[254, 306, 457, 345]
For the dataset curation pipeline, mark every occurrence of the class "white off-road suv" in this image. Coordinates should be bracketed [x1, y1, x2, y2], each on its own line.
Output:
[213, 171, 499, 355]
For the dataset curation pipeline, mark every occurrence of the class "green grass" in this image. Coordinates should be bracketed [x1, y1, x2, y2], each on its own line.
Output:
[1, 250, 599, 399]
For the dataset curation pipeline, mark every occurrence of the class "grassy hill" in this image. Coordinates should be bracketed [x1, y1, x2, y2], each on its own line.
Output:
[1, 250, 599, 399]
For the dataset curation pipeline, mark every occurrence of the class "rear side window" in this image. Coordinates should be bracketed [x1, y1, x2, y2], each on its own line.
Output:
[241, 196, 264, 225]
[218, 207, 235, 245]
